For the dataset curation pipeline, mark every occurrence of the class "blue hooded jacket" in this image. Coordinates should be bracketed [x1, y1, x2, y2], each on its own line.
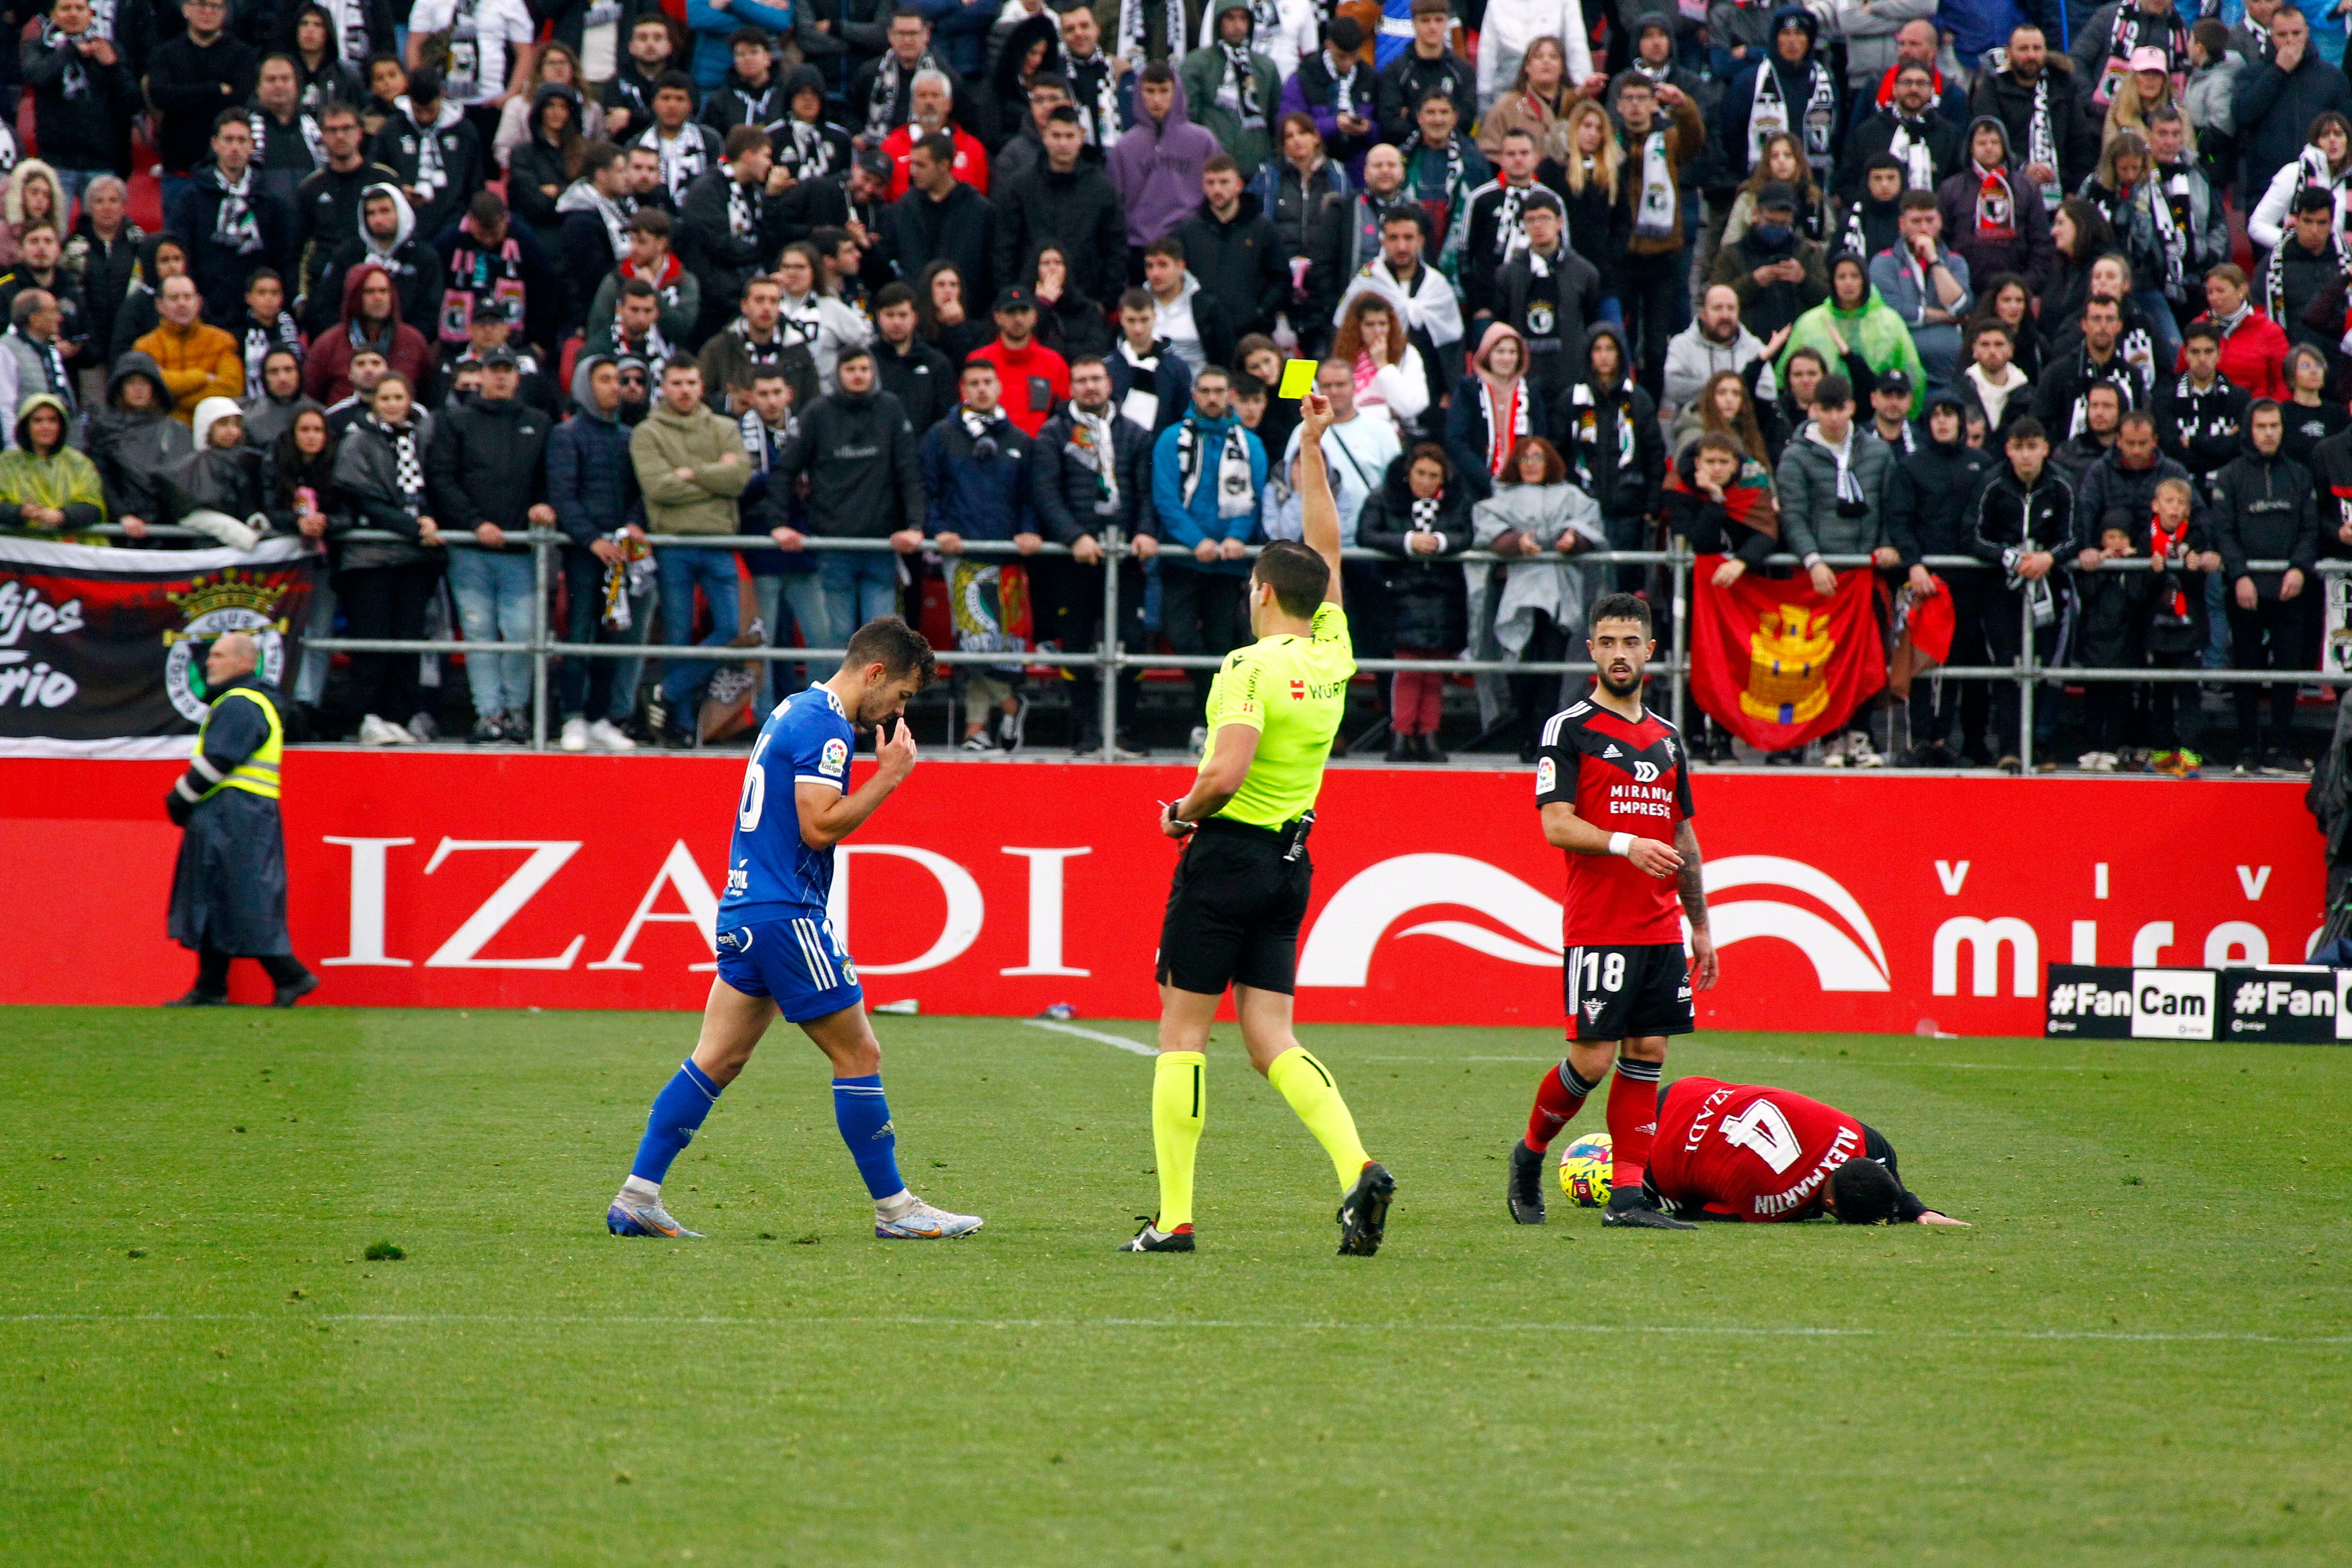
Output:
[687, 0, 796, 89]
[1151, 411, 1266, 574]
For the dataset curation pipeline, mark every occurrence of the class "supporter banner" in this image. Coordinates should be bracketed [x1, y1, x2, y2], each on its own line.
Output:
[0, 757, 2327, 1037]
[2046, 964, 2351, 1043]
[0, 534, 322, 757]
[1687, 556, 1885, 752]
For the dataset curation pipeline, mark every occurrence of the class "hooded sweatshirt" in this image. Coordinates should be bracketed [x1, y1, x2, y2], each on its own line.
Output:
[88, 353, 193, 525]
[1107, 73, 1223, 248]
[311, 182, 444, 338]
[775, 380, 927, 541]
[1935, 115, 2059, 291]
[1178, 3, 1281, 180]
[548, 354, 647, 546]
[302, 262, 437, 406]
[1722, 7, 1838, 185]
[1883, 395, 1996, 562]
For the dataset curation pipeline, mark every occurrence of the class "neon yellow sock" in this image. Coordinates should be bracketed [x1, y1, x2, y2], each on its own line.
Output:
[1266, 1047, 1370, 1192]
[1152, 1051, 1206, 1229]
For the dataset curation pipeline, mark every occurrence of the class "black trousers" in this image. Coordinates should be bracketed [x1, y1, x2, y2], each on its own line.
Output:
[2147, 647, 2207, 754]
[1512, 609, 1572, 745]
[1908, 573, 1992, 755]
[1616, 249, 1685, 394]
[2226, 595, 2305, 750]
[335, 560, 443, 726]
[1030, 554, 1148, 740]
[1160, 562, 1248, 721]
[196, 947, 311, 997]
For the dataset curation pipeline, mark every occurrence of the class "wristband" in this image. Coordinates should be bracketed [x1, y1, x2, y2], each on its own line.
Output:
[1608, 832, 1634, 857]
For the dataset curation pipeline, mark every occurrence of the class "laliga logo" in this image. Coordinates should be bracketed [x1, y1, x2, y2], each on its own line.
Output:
[1295, 853, 1890, 992]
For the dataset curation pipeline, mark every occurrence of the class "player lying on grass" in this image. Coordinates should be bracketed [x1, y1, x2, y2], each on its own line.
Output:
[1508, 592, 1716, 1230]
[1644, 1076, 1968, 1225]
[607, 617, 983, 1242]
[1124, 370, 1395, 1257]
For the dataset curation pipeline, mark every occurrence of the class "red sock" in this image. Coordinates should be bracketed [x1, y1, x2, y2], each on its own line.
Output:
[1522, 1059, 1598, 1152]
[1606, 1060, 1664, 1189]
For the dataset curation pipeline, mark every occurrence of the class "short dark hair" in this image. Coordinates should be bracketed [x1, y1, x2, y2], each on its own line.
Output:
[960, 357, 997, 379]
[2294, 186, 2336, 217]
[469, 189, 506, 227]
[729, 25, 771, 50]
[874, 281, 917, 312]
[1138, 60, 1174, 85]
[2182, 321, 2220, 349]
[1812, 373, 1853, 409]
[2006, 414, 2048, 446]
[843, 615, 939, 686]
[725, 123, 769, 160]
[1143, 236, 1185, 263]
[581, 140, 626, 176]
[318, 100, 362, 127]
[244, 266, 281, 290]
[1069, 353, 1108, 375]
[1203, 152, 1239, 177]
[1865, 153, 1904, 176]
[1030, 71, 1070, 96]
[1589, 592, 1652, 635]
[212, 106, 250, 135]
[1897, 188, 1939, 214]
[1382, 207, 1426, 234]
[1117, 286, 1154, 313]
[654, 70, 696, 99]
[1044, 103, 1081, 126]
[915, 131, 957, 164]
[407, 65, 443, 103]
[628, 208, 672, 240]
[2250, 397, 2284, 421]
[2117, 408, 2158, 436]
[835, 344, 874, 372]
[1253, 538, 1330, 617]
[620, 277, 659, 301]
[1828, 1159, 1902, 1224]
[662, 353, 701, 378]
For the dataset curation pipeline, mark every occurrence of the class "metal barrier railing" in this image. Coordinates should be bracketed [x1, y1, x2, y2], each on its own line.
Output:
[76, 524, 2345, 770]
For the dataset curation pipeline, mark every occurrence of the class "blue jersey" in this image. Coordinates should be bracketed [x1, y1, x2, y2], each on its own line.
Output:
[721, 684, 855, 920]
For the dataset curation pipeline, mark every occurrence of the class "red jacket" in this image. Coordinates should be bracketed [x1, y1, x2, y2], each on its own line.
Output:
[2178, 307, 2290, 402]
[303, 264, 437, 406]
[966, 335, 1069, 436]
[881, 124, 989, 201]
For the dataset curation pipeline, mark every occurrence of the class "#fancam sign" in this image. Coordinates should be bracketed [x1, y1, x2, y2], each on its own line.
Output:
[2047, 965, 2352, 1043]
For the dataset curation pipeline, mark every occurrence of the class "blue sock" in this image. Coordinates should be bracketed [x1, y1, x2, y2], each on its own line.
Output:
[831, 1074, 904, 1200]
[630, 1060, 721, 1185]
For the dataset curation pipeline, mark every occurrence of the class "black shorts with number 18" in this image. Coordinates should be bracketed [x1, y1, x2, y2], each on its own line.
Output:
[1563, 942, 1694, 1042]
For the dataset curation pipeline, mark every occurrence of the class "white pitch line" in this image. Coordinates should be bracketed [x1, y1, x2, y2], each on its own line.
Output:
[5, 1312, 2345, 1346]
[1022, 1018, 1156, 1056]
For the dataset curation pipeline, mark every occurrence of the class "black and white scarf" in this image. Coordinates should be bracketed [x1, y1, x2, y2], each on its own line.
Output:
[212, 167, 262, 254]
[1886, 112, 1937, 191]
[1065, 52, 1124, 152]
[1175, 416, 1254, 516]
[2150, 162, 2192, 297]
[1748, 57, 1837, 180]
[779, 116, 841, 180]
[18, 327, 70, 407]
[2261, 231, 2352, 322]
[641, 125, 708, 198]
[1069, 403, 1121, 513]
[727, 315, 786, 370]
[863, 50, 940, 140]
[2026, 75, 2060, 210]
[39, 21, 88, 98]
[1811, 422, 1867, 507]
[778, 291, 824, 350]
[575, 182, 633, 259]
[960, 405, 1002, 443]
[1323, 48, 1357, 117]
[727, 176, 757, 240]
[242, 312, 303, 398]
[370, 413, 425, 508]
[1216, 44, 1265, 134]
[1116, 0, 1186, 63]
[413, 119, 448, 199]
[1410, 493, 1442, 534]
[321, 0, 372, 65]
[738, 407, 788, 470]
[252, 109, 329, 171]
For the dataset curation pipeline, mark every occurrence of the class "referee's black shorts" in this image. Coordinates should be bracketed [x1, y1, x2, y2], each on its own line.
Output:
[1155, 817, 1312, 996]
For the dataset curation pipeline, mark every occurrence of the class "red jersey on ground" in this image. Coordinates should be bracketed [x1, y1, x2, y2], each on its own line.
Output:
[1649, 1077, 1866, 1223]
[1534, 695, 1694, 946]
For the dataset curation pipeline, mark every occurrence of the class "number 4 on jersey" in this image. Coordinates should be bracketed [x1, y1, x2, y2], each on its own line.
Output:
[1719, 1098, 1800, 1174]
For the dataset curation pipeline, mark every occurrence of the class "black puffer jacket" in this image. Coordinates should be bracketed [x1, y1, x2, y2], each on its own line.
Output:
[1356, 454, 1472, 651]
[426, 395, 552, 541]
[508, 84, 584, 247]
[1030, 401, 1157, 545]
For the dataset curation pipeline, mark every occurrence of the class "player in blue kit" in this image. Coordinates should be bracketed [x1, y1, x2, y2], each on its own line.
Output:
[605, 617, 984, 1241]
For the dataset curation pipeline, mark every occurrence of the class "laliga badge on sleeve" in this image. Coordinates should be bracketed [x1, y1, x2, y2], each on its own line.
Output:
[1277, 358, 1319, 400]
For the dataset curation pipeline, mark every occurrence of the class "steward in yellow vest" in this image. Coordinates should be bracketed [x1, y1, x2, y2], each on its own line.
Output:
[164, 632, 317, 1008]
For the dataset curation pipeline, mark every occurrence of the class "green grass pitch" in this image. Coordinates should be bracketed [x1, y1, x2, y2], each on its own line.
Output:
[6, 1006, 2349, 1566]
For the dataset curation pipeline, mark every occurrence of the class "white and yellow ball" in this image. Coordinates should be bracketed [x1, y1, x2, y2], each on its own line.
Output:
[1558, 1134, 1613, 1208]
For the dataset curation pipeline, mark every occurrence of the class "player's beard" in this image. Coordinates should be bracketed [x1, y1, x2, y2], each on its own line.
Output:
[1596, 659, 1644, 700]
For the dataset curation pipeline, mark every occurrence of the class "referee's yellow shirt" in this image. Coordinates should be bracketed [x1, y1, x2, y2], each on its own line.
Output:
[1198, 602, 1355, 829]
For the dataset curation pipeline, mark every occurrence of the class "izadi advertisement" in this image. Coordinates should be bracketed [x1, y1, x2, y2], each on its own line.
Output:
[0, 534, 322, 757]
[0, 755, 2327, 1038]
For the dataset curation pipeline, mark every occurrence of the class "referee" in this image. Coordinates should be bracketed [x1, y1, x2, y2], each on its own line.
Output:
[1123, 382, 1395, 1258]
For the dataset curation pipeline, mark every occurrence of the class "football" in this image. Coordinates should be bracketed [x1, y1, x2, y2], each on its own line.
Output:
[1558, 1133, 1613, 1208]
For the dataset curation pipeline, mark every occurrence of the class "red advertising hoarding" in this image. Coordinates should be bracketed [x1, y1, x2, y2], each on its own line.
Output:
[0, 754, 2323, 1036]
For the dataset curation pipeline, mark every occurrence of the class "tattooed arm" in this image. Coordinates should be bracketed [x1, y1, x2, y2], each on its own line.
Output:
[1675, 817, 1718, 990]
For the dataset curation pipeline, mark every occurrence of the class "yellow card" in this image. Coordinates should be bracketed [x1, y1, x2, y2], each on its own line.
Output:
[1276, 358, 1319, 400]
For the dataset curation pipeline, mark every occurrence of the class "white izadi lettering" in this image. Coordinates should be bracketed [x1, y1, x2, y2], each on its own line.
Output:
[421, 839, 586, 969]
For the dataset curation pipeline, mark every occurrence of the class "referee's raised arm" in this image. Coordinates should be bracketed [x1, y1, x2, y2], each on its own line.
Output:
[1296, 373, 1345, 607]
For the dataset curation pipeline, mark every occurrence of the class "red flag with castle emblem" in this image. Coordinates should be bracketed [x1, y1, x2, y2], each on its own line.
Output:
[1687, 556, 1885, 752]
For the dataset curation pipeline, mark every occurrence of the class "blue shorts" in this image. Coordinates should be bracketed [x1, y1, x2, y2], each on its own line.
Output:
[715, 914, 863, 1023]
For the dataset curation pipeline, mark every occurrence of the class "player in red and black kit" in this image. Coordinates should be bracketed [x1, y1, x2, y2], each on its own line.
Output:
[1508, 593, 1718, 1230]
[1645, 1077, 1967, 1226]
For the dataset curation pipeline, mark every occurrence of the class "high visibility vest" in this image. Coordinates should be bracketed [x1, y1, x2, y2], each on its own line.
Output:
[195, 686, 283, 803]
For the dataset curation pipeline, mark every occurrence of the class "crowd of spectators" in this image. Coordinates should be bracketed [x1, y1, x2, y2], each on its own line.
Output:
[3, 0, 2348, 773]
